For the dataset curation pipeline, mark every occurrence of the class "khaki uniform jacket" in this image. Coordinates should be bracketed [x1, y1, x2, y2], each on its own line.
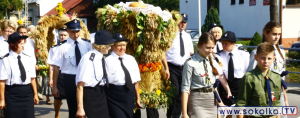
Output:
[236, 66, 281, 107]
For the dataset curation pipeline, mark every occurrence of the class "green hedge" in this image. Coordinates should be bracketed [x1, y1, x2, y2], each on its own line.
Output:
[236, 40, 251, 46]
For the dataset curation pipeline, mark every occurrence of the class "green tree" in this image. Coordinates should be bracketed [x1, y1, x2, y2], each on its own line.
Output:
[0, 0, 23, 19]
[201, 7, 224, 33]
[248, 31, 262, 53]
[0, 0, 10, 19]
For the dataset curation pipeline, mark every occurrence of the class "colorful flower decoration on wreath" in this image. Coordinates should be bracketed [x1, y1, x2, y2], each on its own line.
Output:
[138, 62, 162, 73]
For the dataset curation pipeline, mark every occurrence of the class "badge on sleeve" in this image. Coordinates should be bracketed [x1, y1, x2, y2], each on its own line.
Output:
[89, 53, 95, 61]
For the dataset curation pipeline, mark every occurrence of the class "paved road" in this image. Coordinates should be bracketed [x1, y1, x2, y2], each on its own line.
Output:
[35, 82, 300, 118]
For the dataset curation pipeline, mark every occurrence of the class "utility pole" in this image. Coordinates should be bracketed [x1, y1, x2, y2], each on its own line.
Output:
[25, 0, 28, 26]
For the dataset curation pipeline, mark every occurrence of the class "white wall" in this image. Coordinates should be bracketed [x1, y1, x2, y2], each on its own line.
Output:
[219, 0, 271, 38]
[180, 0, 207, 32]
[282, 8, 300, 38]
[38, 0, 64, 16]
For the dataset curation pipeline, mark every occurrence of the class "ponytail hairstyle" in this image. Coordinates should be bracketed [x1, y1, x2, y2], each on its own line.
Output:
[262, 21, 284, 61]
[198, 32, 219, 76]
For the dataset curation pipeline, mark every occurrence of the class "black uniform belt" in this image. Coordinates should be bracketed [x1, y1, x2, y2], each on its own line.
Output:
[5, 84, 30, 86]
[191, 88, 214, 92]
[167, 62, 184, 70]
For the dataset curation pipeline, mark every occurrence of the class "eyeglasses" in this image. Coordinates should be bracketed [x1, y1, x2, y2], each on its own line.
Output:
[4, 30, 13, 33]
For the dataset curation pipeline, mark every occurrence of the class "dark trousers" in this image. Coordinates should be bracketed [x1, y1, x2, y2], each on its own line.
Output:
[218, 78, 240, 106]
[133, 108, 159, 118]
[63, 74, 77, 118]
[167, 62, 183, 118]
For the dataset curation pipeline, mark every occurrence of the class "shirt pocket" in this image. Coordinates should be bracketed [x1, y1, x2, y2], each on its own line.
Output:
[106, 67, 116, 83]
[63, 51, 75, 69]
[193, 68, 206, 85]
[234, 61, 245, 72]
[273, 90, 281, 106]
[252, 90, 266, 106]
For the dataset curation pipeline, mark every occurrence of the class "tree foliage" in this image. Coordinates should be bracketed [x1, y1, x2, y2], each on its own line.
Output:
[93, 0, 179, 11]
[0, 0, 10, 19]
[201, 7, 224, 33]
[0, 0, 23, 19]
[248, 31, 262, 53]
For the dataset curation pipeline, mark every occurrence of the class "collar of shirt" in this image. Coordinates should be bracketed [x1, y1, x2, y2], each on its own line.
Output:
[111, 51, 129, 60]
[67, 37, 82, 44]
[254, 65, 273, 81]
[224, 46, 238, 56]
[9, 50, 19, 59]
[194, 52, 208, 62]
[0, 35, 7, 42]
[92, 49, 103, 58]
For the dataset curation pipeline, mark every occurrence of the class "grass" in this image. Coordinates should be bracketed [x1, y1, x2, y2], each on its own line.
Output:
[286, 63, 300, 83]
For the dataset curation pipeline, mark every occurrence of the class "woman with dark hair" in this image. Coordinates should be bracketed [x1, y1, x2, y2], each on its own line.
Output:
[247, 21, 289, 118]
[0, 32, 39, 118]
[181, 32, 224, 118]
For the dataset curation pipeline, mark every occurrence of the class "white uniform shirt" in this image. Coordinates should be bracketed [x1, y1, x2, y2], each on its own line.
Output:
[213, 41, 223, 53]
[216, 47, 250, 79]
[105, 51, 141, 85]
[0, 36, 9, 57]
[51, 37, 92, 75]
[247, 45, 286, 80]
[23, 38, 36, 64]
[166, 31, 194, 66]
[0, 51, 36, 85]
[76, 49, 105, 87]
[47, 41, 67, 65]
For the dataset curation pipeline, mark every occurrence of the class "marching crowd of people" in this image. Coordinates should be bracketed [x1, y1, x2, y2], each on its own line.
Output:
[0, 13, 289, 118]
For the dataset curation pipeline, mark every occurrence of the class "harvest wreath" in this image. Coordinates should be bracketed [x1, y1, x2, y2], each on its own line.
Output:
[96, 1, 181, 109]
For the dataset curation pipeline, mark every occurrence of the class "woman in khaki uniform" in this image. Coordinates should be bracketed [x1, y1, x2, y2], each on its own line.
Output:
[181, 33, 224, 118]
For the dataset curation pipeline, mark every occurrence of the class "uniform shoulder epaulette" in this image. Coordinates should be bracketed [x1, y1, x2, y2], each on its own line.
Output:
[238, 47, 247, 51]
[52, 40, 67, 48]
[51, 44, 59, 48]
[89, 53, 95, 61]
[61, 40, 67, 44]
[82, 39, 91, 43]
[216, 50, 223, 55]
[0, 53, 9, 59]
[22, 52, 31, 57]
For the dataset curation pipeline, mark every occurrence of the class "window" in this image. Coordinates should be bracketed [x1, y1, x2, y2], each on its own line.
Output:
[231, 0, 235, 5]
[286, 0, 300, 7]
[239, 0, 244, 4]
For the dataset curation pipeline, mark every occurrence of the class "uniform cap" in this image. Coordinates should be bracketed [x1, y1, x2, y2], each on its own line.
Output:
[58, 27, 67, 31]
[8, 32, 28, 44]
[94, 30, 116, 45]
[181, 13, 188, 22]
[112, 33, 129, 42]
[219, 31, 236, 43]
[208, 23, 223, 31]
[64, 19, 81, 31]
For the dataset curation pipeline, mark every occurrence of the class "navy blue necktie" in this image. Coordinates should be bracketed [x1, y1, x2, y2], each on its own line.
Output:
[17, 55, 26, 82]
[119, 57, 132, 89]
[265, 76, 272, 107]
[102, 57, 109, 87]
[74, 41, 81, 66]
[228, 53, 234, 81]
[180, 32, 185, 57]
